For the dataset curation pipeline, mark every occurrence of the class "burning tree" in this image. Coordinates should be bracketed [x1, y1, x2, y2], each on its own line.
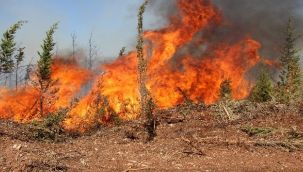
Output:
[277, 17, 302, 103]
[35, 23, 59, 117]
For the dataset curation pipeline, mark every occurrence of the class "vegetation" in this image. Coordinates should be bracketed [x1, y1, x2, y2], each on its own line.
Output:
[219, 79, 232, 101]
[0, 21, 26, 74]
[36, 23, 58, 117]
[276, 17, 302, 103]
[14, 47, 25, 90]
[251, 67, 274, 102]
[241, 125, 275, 137]
[136, 0, 157, 140]
[29, 109, 67, 141]
[137, 0, 149, 117]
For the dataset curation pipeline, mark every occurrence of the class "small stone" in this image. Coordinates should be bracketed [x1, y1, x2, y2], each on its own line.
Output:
[12, 144, 22, 150]
[80, 158, 87, 166]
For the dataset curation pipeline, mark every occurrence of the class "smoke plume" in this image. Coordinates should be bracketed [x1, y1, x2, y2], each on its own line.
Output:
[150, 0, 303, 59]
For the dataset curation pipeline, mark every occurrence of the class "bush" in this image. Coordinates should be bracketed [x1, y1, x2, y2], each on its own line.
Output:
[29, 109, 67, 141]
[219, 79, 232, 101]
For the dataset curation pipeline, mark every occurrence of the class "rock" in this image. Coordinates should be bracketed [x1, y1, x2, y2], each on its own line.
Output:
[80, 158, 87, 166]
[12, 144, 22, 150]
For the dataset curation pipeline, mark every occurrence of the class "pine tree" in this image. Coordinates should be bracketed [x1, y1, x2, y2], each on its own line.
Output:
[36, 23, 58, 116]
[219, 79, 232, 101]
[277, 17, 302, 103]
[251, 68, 273, 102]
[0, 21, 26, 73]
[15, 47, 25, 90]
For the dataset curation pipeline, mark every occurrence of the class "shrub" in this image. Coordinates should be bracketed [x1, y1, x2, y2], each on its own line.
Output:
[29, 109, 67, 141]
[250, 68, 273, 102]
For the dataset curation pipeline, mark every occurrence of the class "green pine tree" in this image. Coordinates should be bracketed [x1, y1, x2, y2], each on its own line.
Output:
[0, 21, 26, 73]
[251, 68, 273, 102]
[277, 17, 302, 103]
[37, 23, 58, 81]
[219, 79, 232, 101]
[36, 23, 58, 116]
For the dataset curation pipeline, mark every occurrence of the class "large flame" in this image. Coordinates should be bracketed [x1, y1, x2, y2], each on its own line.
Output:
[0, 58, 92, 122]
[64, 0, 261, 131]
[0, 0, 263, 132]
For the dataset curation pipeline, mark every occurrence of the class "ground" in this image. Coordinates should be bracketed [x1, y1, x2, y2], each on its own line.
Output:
[0, 102, 303, 171]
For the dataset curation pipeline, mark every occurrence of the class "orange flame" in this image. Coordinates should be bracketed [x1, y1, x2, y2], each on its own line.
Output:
[0, 58, 92, 122]
[64, 0, 262, 131]
[0, 0, 267, 132]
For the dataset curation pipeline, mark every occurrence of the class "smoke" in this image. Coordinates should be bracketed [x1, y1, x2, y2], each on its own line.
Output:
[212, 0, 303, 58]
[149, 0, 303, 59]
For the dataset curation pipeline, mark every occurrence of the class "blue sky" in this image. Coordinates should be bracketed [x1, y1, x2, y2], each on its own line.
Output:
[0, 0, 161, 61]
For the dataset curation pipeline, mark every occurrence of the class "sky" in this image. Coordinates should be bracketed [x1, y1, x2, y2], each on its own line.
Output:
[1, 0, 303, 63]
[0, 0, 161, 62]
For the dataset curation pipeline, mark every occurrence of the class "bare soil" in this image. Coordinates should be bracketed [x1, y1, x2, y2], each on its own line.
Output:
[1, 102, 303, 171]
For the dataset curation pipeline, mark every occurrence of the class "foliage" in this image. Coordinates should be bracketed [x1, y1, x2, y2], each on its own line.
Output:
[136, 1, 157, 141]
[29, 109, 67, 141]
[15, 47, 25, 67]
[36, 23, 59, 116]
[251, 68, 274, 102]
[241, 125, 275, 137]
[0, 21, 26, 73]
[277, 17, 302, 103]
[137, 0, 149, 118]
[219, 79, 232, 101]
[37, 23, 58, 81]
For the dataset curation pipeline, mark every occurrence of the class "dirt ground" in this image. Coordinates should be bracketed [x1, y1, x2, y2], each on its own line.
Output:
[1, 102, 303, 171]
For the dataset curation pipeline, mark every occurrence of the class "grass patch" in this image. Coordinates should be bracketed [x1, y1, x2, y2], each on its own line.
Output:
[241, 125, 275, 137]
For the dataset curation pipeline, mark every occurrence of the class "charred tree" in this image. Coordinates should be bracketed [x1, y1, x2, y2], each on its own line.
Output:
[15, 47, 25, 90]
[119, 47, 126, 57]
[71, 33, 77, 60]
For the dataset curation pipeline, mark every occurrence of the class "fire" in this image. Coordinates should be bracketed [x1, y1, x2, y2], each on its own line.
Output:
[0, 0, 264, 132]
[0, 57, 92, 122]
[64, 0, 262, 131]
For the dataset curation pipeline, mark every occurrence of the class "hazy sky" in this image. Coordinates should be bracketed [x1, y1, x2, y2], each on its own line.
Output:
[1, 0, 303, 63]
[0, 0, 161, 61]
